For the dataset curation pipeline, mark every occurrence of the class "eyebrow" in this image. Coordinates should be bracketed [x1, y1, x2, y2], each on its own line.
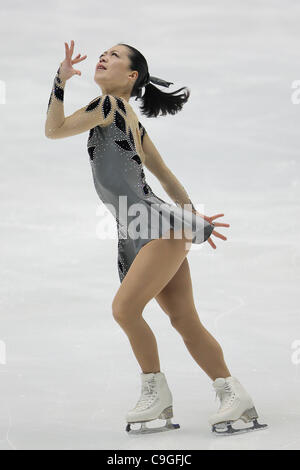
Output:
[99, 50, 120, 58]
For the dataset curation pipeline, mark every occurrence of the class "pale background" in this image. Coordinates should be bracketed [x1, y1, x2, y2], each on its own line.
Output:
[0, 0, 299, 450]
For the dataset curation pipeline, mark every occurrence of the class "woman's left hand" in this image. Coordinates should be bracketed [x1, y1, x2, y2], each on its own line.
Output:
[194, 211, 230, 249]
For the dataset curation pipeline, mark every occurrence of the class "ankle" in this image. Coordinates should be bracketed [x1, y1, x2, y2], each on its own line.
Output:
[142, 370, 161, 374]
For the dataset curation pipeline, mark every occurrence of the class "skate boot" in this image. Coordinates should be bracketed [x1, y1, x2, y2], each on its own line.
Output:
[125, 371, 180, 435]
[209, 376, 268, 436]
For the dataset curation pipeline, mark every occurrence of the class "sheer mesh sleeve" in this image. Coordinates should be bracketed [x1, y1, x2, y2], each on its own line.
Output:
[138, 121, 147, 144]
[45, 64, 117, 139]
[141, 130, 197, 212]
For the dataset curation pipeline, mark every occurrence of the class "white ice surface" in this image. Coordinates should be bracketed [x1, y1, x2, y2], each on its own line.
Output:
[0, 0, 299, 450]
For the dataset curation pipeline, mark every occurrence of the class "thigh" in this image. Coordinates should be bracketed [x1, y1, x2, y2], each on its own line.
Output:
[154, 257, 199, 323]
[113, 229, 191, 311]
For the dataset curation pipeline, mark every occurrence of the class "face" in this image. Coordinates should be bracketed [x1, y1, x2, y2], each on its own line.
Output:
[94, 44, 138, 94]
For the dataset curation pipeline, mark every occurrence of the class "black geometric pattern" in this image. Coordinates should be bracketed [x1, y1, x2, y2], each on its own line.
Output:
[86, 96, 116, 164]
[131, 155, 142, 165]
[102, 95, 113, 118]
[143, 183, 150, 195]
[84, 93, 154, 199]
[111, 108, 153, 197]
[116, 97, 126, 114]
[54, 82, 64, 101]
[112, 107, 146, 171]
[55, 67, 61, 83]
[115, 110, 126, 134]
[88, 127, 95, 140]
[118, 259, 124, 274]
[47, 66, 64, 113]
[115, 139, 132, 151]
[87, 146, 96, 161]
[140, 166, 150, 195]
[138, 121, 147, 143]
[85, 97, 101, 112]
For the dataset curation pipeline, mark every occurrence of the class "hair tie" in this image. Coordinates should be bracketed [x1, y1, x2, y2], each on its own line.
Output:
[135, 73, 174, 100]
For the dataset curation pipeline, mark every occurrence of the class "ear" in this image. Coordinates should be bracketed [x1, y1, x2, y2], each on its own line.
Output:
[130, 70, 139, 81]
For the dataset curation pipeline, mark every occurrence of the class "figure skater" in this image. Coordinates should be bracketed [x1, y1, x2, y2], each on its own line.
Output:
[45, 40, 267, 435]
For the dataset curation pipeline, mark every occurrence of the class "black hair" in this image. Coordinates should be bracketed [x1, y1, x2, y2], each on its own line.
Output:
[118, 43, 190, 118]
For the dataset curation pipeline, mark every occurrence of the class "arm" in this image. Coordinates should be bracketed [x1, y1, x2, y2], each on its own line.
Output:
[141, 128, 197, 213]
[45, 64, 117, 139]
[141, 128, 216, 242]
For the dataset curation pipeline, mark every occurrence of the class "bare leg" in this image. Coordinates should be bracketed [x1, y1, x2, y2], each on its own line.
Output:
[155, 257, 231, 381]
[112, 229, 192, 373]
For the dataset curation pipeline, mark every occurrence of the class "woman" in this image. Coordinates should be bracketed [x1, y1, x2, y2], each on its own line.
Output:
[45, 40, 267, 436]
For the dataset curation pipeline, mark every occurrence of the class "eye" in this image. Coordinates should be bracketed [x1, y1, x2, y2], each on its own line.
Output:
[99, 52, 119, 59]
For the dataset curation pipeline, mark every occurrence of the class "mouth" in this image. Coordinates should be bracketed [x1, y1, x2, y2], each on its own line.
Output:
[96, 65, 107, 71]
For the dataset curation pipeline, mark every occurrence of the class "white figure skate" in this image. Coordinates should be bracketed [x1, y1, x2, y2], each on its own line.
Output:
[125, 371, 180, 435]
[209, 376, 268, 436]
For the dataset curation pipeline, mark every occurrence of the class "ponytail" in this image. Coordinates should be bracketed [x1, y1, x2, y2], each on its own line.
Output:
[118, 43, 191, 118]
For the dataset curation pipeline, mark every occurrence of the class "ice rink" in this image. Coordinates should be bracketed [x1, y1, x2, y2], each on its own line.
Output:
[0, 0, 299, 450]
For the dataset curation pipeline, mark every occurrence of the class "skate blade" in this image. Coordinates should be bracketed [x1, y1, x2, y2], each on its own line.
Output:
[126, 418, 180, 435]
[212, 419, 268, 437]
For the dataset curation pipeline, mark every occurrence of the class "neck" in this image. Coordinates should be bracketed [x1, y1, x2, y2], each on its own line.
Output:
[100, 89, 130, 102]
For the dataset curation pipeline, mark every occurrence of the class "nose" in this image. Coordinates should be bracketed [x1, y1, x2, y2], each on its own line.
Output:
[98, 58, 107, 68]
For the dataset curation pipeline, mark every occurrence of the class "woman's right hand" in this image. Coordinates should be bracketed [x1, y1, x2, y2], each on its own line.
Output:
[58, 40, 87, 81]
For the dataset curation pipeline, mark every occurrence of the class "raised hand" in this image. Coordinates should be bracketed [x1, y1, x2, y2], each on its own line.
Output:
[196, 212, 230, 249]
[59, 40, 87, 81]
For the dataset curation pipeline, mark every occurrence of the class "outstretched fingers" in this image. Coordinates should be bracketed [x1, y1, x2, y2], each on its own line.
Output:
[63, 40, 87, 77]
[72, 54, 87, 64]
[65, 40, 80, 62]
[64, 42, 71, 62]
[212, 222, 230, 228]
[210, 214, 230, 227]
[69, 39, 74, 56]
[211, 213, 225, 220]
[203, 213, 230, 249]
[207, 237, 216, 249]
[206, 226, 227, 250]
[211, 229, 227, 241]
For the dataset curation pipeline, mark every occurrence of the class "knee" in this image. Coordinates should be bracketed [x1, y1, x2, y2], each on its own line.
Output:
[169, 311, 201, 335]
[112, 297, 140, 325]
[111, 297, 127, 324]
[169, 314, 186, 331]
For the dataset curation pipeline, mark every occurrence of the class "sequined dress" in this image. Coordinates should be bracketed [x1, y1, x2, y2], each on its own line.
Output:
[45, 65, 214, 283]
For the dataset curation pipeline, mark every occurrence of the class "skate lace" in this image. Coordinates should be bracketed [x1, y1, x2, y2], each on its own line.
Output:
[215, 383, 236, 411]
[134, 378, 158, 411]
